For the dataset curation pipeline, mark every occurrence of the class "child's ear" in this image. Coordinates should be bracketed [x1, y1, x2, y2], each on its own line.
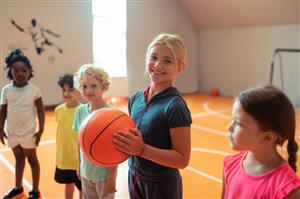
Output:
[178, 62, 186, 72]
[262, 132, 278, 143]
[102, 84, 108, 92]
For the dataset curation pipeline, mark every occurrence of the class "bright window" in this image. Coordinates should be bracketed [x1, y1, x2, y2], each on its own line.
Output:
[92, 0, 127, 77]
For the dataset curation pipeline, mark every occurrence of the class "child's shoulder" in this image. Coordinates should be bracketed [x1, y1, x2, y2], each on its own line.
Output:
[224, 151, 247, 165]
[131, 90, 144, 99]
[272, 162, 300, 198]
[24, 83, 41, 94]
[276, 162, 300, 180]
[1, 83, 13, 91]
[76, 103, 89, 112]
[55, 103, 66, 111]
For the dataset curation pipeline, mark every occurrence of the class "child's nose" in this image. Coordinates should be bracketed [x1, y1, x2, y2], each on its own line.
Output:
[154, 61, 160, 68]
[227, 123, 233, 132]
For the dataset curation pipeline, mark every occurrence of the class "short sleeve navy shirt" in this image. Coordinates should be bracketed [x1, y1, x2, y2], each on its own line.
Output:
[128, 87, 192, 173]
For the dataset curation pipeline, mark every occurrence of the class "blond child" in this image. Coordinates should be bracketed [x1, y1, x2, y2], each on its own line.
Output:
[113, 33, 192, 199]
[73, 64, 117, 199]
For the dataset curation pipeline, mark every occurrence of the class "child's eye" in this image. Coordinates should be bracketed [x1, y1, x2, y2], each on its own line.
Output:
[231, 118, 240, 126]
[150, 55, 157, 60]
[91, 84, 97, 88]
[163, 59, 172, 64]
[234, 120, 242, 126]
[82, 85, 87, 89]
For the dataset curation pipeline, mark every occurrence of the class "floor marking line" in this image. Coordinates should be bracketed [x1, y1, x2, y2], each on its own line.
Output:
[192, 124, 228, 137]
[186, 166, 222, 184]
[192, 148, 232, 156]
[0, 154, 33, 190]
[203, 101, 231, 120]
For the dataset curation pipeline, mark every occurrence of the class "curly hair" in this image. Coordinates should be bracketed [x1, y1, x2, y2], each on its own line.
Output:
[5, 49, 33, 80]
[73, 64, 110, 92]
[57, 73, 75, 89]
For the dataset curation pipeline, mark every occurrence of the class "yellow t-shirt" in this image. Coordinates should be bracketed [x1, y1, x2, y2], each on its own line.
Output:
[55, 103, 80, 170]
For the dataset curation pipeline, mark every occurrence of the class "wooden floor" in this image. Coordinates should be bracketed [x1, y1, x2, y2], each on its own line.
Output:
[1, 93, 299, 199]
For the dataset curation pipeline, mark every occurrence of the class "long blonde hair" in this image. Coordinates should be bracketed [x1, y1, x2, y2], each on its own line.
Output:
[146, 33, 187, 71]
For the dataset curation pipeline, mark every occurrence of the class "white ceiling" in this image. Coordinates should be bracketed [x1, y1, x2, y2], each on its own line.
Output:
[180, 0, 300, 29]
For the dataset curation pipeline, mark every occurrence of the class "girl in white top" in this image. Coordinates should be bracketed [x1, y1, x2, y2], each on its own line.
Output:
[0, 49, 45, 199]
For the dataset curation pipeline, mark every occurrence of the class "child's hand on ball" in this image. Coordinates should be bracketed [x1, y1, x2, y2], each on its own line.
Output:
[113, 128, 145, 156]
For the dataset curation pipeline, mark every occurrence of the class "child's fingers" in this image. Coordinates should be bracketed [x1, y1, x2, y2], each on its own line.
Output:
[115, 144, 130, 155]
[113, 135, 130, 148]
[130, 128, 142, 136]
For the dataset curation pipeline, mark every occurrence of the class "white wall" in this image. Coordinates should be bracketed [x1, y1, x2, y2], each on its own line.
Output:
[2, 2, 298, 106]
[197, 25, 300, 105]
[1, 1, 197, 105]
[127, 1, 198, 95]
[1, 1, 93, 106]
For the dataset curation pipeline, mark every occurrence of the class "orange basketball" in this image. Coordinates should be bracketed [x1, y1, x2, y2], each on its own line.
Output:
[79, 108, 135, 166]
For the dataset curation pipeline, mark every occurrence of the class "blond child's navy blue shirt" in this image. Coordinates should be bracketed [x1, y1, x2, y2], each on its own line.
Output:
[128, 86, 192, 174]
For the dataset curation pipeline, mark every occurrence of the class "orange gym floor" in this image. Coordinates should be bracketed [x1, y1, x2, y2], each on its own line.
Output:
[1, 93, 299, 199]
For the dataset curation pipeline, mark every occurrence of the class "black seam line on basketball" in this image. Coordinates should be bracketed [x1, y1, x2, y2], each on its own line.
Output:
[90, 114, 127, 163]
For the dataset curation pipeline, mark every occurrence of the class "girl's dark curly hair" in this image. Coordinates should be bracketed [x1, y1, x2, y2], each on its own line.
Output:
[5, 49, 34, 80]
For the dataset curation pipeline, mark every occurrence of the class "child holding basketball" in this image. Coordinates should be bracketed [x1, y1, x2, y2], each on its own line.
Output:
[0, 49, 45, 199]
[54, 73, 82, 199]
[113, 33, 192, 199]
[73, 64, 117, 199]
[221, 86, 300, 199]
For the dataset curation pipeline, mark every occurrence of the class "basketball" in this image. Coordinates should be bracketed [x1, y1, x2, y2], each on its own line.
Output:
[79, 108, 135, 167]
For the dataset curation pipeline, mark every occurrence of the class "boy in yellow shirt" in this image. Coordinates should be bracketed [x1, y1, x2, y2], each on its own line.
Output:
[54, 73, 82, 199]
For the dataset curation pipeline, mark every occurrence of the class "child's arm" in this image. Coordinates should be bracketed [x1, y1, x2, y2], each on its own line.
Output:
[105, 166, 118, 193]
[114, 127, 191, 169]
[287, 188, 300, 199]
[34, 97, 45, 146]
[0, 104, 8, 145]
[221, 173, 225, 199]
[77, 143, 81, 179]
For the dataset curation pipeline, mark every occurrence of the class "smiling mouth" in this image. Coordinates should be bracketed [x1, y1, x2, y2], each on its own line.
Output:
[152, 70, 165, 76]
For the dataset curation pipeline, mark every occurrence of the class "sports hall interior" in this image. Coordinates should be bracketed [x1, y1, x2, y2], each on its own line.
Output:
[1, 1, 299, 198]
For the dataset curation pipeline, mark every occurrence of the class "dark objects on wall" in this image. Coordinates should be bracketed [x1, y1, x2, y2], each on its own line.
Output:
[10, 18, 63, 57]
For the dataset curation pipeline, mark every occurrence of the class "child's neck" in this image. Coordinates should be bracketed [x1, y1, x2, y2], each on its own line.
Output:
[148, 82, 173, 100]
[89, 99, 107, 112]
[13, 81, 28, 87]
[66, 101, 79, 108]
[243, 148, 284, 176]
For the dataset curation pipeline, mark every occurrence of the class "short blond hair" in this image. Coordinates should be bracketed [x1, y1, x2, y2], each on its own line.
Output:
[73, 64, 110, 91]
[146, 33, 187, 70]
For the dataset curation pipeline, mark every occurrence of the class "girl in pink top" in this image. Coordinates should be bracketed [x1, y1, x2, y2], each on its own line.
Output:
[222, 86, 300, 199]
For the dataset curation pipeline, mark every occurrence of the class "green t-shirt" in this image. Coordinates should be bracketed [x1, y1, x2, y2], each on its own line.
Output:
[73, 103, 111, 181]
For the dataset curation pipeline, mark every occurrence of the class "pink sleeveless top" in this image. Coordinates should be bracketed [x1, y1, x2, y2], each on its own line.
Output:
[224, 152, 300, 199]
